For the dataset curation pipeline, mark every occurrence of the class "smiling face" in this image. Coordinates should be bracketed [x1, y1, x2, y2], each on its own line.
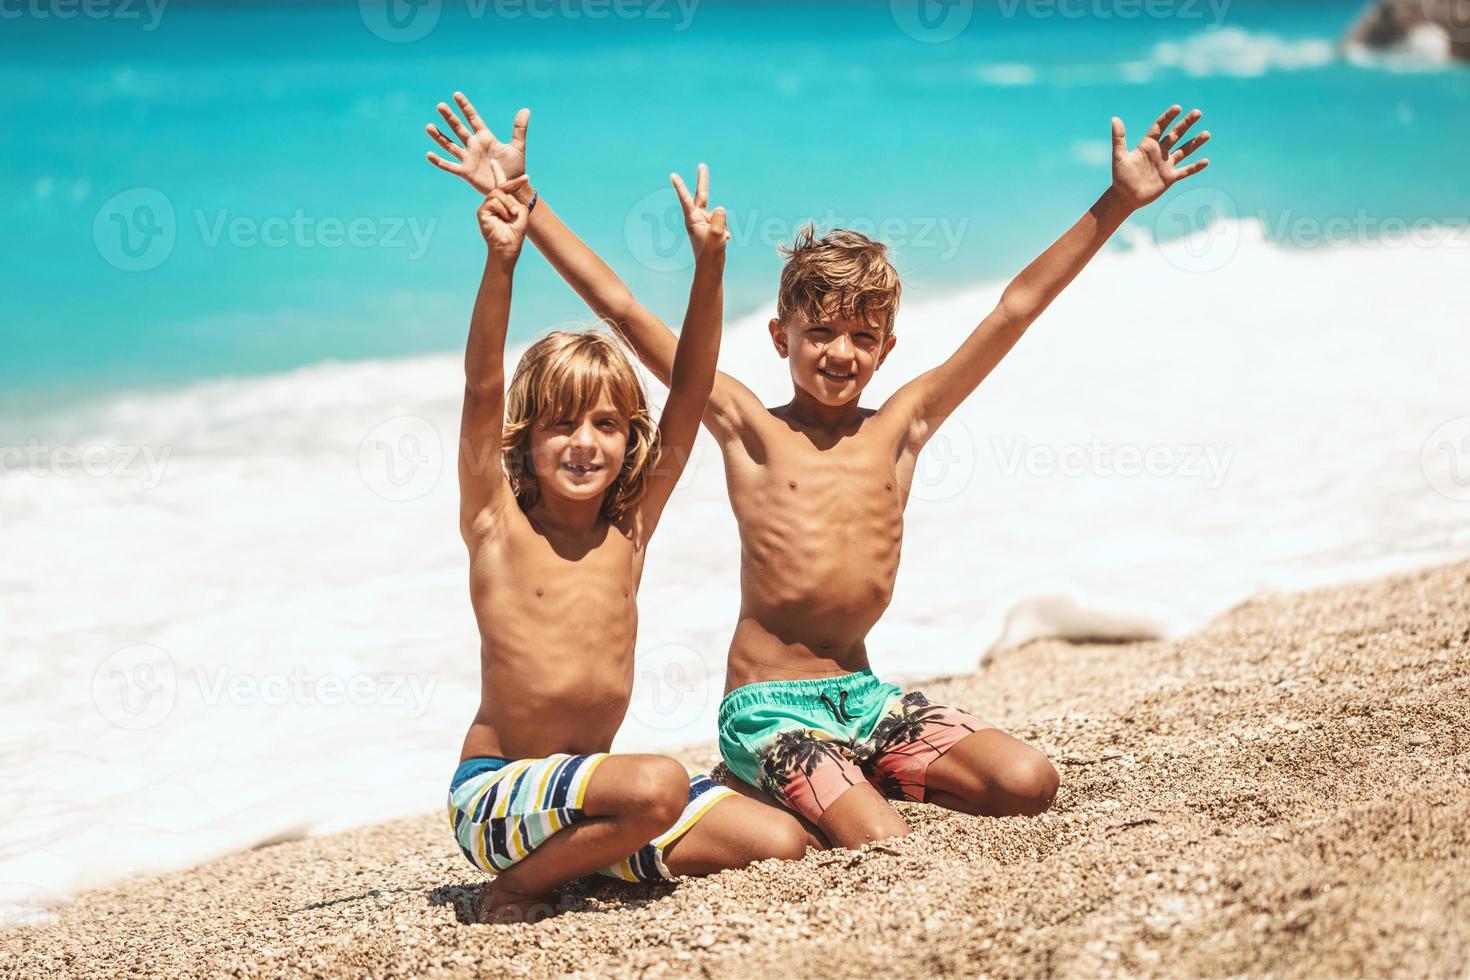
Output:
[770, 311, 896, 406]
[501, 330, 658, 522]
[526, 390, 630, 505]
[773, 226, 902, 407]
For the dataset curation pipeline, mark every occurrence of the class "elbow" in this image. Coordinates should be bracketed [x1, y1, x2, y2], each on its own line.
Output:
[601, 290, 640, 329]
[463, 375, 503, 400]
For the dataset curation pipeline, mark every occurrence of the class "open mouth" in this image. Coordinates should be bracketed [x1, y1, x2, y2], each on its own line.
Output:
[817, 368, 855, 382]
[561, 462, 603, 477]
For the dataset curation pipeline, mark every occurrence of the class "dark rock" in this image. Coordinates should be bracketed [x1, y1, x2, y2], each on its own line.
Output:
[1345, 0, 1470, 62]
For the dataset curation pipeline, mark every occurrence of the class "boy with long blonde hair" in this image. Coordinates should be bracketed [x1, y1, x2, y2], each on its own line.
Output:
[432, 115, 807, 923]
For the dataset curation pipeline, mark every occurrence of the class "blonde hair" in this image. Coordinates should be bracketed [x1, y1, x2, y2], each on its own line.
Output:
[777, 225, 902, 337]
[501, 330, 659, 522]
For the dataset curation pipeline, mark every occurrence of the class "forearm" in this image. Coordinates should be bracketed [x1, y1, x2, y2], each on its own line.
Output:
[465, 256, 514, 392]
[998, 185, 1133, 325]
[668, 253, 724, 400]
[520, 192, 679, 382]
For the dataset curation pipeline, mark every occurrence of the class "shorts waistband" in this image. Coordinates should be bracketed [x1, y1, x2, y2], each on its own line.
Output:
[718, 669, 882, 721]
[450, 754, 514, 792]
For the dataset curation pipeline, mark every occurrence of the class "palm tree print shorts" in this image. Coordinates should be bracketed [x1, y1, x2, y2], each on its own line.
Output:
[448, 753, 736, 883]
[717, 669, 993, 825]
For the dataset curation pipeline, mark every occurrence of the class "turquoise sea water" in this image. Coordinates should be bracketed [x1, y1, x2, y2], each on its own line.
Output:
[2, 0, 1468, 412]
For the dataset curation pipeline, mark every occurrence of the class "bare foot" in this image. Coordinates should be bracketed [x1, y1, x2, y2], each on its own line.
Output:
[473, 884, 559, 924]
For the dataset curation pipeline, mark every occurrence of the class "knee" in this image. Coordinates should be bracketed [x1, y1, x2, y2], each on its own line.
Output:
[762, 817, 811, 862]
[998, 752, 1060, 816]
[624, 757, 689, 830]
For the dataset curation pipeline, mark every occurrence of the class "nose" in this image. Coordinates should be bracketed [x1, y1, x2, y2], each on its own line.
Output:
[569, 419, 598, 450]
[826, 333, 855, 361]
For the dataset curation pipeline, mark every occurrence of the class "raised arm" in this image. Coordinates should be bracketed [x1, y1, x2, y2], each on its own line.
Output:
[424, 93, 759, 439]
[632, 167, 730, 541]
[457, 175, 532, 545]
[883, 105, 1212, 447]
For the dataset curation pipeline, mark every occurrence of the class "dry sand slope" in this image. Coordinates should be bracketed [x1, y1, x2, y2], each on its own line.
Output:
[5, 560, 1468, 979]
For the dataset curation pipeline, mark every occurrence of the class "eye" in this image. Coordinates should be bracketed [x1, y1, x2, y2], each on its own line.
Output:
[597, 418, 619, 430]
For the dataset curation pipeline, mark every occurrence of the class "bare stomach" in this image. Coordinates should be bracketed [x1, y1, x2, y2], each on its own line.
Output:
[723, 582, 895, 691]
[459, 676, 631, 762]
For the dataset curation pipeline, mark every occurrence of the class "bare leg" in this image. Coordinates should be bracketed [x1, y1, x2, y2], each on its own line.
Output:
[477, 754, 688, 923]
[816, 782, 911, 849]
[660, 794, 810, 876]
[712, 766, 829, 850]
[922, 729, 1060, 817]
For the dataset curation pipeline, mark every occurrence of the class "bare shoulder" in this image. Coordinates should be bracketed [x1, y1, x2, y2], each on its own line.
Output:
[461, 494, 521, 555]
[707, 371, 778, 447]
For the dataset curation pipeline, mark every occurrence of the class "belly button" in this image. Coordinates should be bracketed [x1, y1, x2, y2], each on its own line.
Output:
[535, 587, 544, 598]
[788, 480, 798, 490]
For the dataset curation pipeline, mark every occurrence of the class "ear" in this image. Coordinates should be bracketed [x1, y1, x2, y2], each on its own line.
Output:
[767, 317, 789, 358]
[874, 333, 897, 369]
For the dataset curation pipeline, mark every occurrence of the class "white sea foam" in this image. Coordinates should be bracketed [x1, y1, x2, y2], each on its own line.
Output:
[3, 219, 1469, 925]
[975, 29, 1347, 88]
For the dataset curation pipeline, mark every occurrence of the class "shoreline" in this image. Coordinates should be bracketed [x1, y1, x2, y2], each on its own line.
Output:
[6, 557, 1467, 977]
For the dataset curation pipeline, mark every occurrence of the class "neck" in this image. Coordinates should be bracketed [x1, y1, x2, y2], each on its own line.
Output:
[782, 386, 865, 432]
[526, 490, 606, 535]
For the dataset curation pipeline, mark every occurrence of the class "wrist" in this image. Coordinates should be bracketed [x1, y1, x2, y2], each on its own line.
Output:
[1096, 184, 1137, 222]
[512, 181, 537, 207]
[485, 248, 520, 271]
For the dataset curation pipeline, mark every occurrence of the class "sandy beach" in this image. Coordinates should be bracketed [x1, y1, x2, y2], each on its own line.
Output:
[5, 558, 1467, 978]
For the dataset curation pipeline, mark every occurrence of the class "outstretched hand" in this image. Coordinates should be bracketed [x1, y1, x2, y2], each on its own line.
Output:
[1111, 105, 1211, 210]
[478, 176, 532, 262]
[670, 163, 729, 259]
[425, 92, 529, 196]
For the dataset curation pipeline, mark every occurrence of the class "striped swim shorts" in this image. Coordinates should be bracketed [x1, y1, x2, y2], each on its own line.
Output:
[447, 753, 735, 883]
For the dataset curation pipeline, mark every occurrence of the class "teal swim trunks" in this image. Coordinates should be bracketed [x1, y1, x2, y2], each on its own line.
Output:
[717, 669, 992, 825]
